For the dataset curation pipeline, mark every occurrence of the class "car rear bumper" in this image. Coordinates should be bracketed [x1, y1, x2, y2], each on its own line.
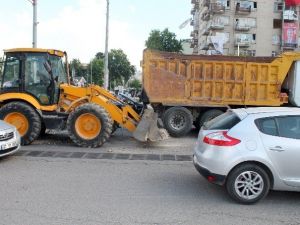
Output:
[193, 155, 226, 186]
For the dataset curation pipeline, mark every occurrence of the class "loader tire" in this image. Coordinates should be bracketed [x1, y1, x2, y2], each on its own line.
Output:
[0, 101, 41, 145]
[163, 107, 193, 137]
[67, 103, 113, 148]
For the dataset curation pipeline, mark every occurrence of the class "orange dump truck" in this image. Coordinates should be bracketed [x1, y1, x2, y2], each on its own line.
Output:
[141, 49, 300, 136]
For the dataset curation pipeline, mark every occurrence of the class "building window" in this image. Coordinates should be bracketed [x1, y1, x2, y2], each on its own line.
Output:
[234, 49, 256, 56]
[272, 35, 281, 45]
[273, 19, 282, 29]
[247, 50, 256, 56]
[274, 2, 283, 12]
[253, 2, 257, 9]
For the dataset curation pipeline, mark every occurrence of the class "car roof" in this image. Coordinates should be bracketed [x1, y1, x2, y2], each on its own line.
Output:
[231, 107, 300, 119]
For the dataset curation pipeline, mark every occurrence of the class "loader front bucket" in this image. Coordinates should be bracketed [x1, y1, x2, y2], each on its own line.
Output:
[133, 108, 169, 142]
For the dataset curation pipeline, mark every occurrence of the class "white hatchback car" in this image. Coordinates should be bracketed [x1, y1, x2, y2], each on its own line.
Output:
[0, 120, 21, 158]
[193, 107, 300, 204]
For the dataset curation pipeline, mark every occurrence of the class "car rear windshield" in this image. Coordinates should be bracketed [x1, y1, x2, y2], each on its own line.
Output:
[203, 111, 241, 130]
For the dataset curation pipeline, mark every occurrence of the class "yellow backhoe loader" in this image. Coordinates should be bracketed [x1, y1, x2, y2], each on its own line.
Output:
[0, 48, 168, 147]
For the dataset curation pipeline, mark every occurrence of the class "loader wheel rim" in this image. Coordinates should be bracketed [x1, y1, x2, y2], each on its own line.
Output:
[75, 113, 101, 140]
[4, 112, 29, 136]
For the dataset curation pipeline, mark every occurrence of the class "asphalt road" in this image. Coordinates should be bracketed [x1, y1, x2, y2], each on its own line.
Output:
[0, 130, 300, 225]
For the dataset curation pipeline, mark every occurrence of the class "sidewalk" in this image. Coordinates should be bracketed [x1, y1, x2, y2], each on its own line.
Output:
[22, 128, 197, 156]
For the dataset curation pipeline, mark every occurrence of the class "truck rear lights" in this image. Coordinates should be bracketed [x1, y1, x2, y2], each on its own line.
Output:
[203, 131, 241, 146]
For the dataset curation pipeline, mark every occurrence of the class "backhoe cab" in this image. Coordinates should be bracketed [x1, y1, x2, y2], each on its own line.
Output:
[0, 48, 168, 147]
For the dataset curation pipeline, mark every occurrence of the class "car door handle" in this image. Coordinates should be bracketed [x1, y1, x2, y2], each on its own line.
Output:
[269, 146, 285, 152]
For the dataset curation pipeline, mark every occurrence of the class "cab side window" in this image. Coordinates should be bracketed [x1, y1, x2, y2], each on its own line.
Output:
[24, 54, 52, 105]
[2, 56, 20, 90]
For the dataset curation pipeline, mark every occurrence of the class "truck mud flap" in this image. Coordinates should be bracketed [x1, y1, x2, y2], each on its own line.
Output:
[133, 108, 169, 142]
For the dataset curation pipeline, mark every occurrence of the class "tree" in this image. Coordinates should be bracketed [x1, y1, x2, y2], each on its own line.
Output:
[128, 78, 141, 89]
[145, 28, 183, 52]
[108, 49, 136, 89]
[89, 58, 104, 86]
[0, 57, 4, 74]
[70, 59, 86, 78]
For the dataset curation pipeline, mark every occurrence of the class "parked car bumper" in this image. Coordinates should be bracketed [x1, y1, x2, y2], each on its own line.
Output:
[193, 155, 226, 185]
[0, 131, 21, 158]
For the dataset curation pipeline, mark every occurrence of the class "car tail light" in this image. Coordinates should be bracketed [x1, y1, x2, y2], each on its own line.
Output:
[203, 131, 240, 146]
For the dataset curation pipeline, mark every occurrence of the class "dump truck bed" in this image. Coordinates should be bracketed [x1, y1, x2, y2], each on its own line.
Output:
[142, 49, 300, 107]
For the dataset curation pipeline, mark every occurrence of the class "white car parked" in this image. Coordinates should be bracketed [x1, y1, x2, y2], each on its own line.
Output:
[0, 120, 20, 158]
[193, 107, 300, 204]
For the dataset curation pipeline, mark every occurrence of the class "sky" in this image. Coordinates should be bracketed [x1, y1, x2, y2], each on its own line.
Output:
[0, 0, 191, 70]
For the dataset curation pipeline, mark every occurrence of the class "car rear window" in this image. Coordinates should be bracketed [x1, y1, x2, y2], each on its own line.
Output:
[203, 111, 241, 130]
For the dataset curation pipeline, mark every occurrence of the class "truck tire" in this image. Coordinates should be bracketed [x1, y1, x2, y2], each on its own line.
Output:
[67, 103, 113, 147]
[197, 109, 224, 130]
[163, 107, 193, 137]
[0, 101, 42, 145]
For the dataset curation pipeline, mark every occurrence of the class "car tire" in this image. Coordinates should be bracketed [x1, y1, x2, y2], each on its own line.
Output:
[226, 163, 270, 204]
[196, 109, 224, 130]
[0, 101, 41, 145]
[67, 103, 113, 147]
[163, 107, 193, 137]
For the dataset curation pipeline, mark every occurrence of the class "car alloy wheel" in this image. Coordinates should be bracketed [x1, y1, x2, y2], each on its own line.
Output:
[234, 171, 264, 200]
[226, 164, 270, 204]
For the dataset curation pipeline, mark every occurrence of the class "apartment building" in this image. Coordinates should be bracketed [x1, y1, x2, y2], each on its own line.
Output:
[190, 0, 300, 56]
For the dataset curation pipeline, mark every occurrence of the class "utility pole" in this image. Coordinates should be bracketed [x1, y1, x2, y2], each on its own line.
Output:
[90, 62, 93, 84]
[281, 1, 285, 53]
[33, 0, 37, 48]
[104, 0, 109, 90]
[27, 0, 38, 48]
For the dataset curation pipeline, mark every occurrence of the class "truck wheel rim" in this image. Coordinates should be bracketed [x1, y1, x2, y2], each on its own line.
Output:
[75, 113, 101, 140]
[4, 112, 29, 136]
[170, 114, 185, 130]
[234, 171, 264, 200]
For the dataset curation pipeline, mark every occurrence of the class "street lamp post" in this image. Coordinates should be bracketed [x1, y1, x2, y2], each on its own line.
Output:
[27, 0, 38, 48]
[104, 0, 109, 90]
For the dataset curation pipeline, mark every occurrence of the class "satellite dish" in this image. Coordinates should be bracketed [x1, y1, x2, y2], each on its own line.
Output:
[179, 18, 192, 29]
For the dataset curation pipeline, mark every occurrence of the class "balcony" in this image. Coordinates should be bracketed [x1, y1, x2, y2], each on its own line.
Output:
[234, 39, 251, 47]
[235, 24, 251, 31]
[208, 22, 225, 30]
[210, 3, 225, 14]
[190, 20, 194, 26]
[203, 0, 210, 7]
[201, 11, 210, 20]
[207, 50, 220, 55]
[190, 30, 199, 38]
[190, 39, 199, 48]
[200, 39, 212, 50]
[191, 0, 200, 8]
[200, 43, 210, 50]
[193, 48, 199, 54]
[201, 27, 210, 35]
[235, 3, 251, 15]
[283, 10, 298, 21]
[282, 43, 298, 49]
